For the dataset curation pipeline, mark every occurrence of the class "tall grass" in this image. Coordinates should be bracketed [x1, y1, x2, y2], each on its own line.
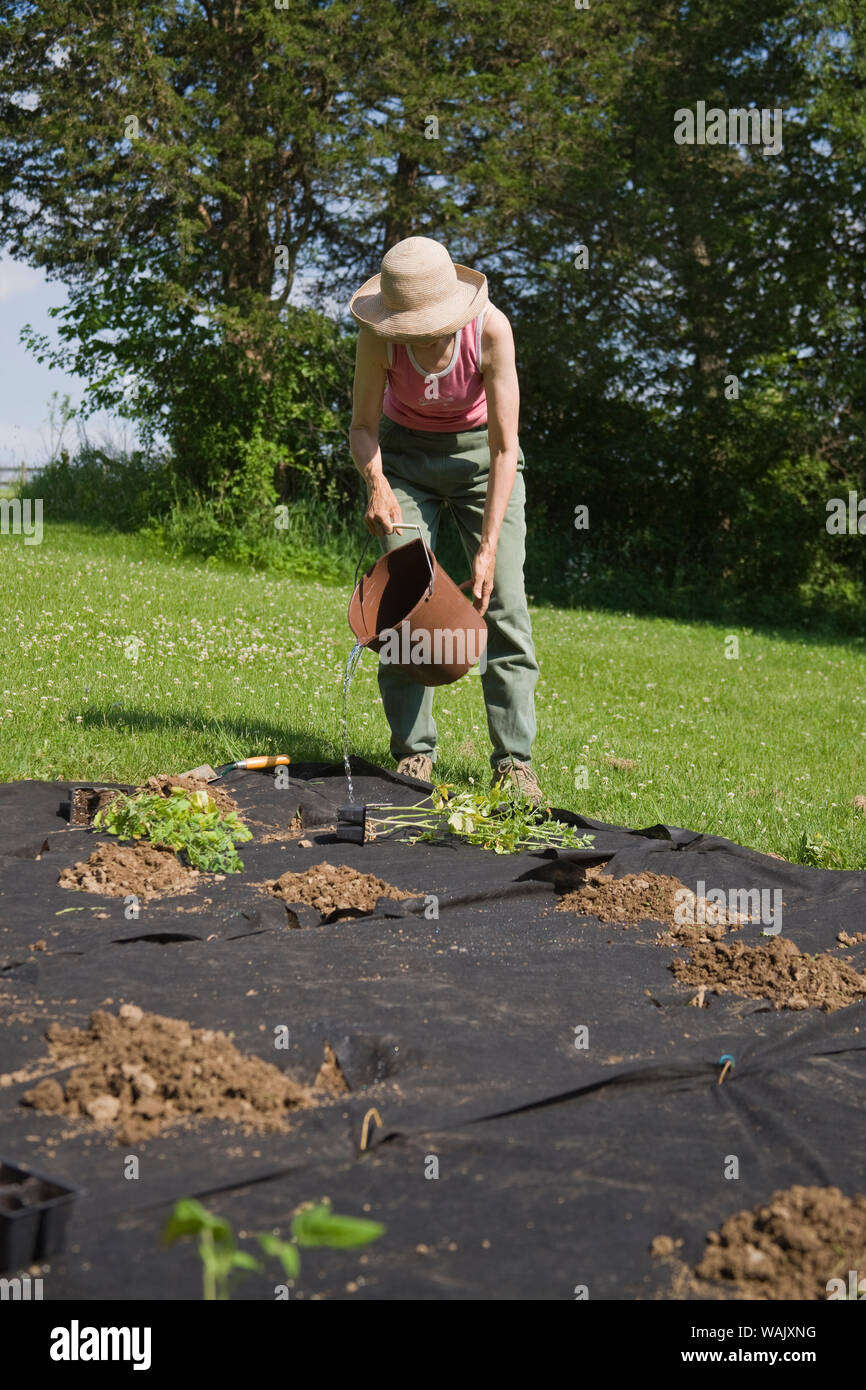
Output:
[18, 443, 365, 583]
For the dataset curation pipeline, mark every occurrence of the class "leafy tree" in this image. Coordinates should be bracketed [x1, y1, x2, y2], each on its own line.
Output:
[0, 0, 362, 496]
[1, 0, 863, 614]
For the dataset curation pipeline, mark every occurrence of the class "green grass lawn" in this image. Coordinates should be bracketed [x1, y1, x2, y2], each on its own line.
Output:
[1, 522, 864, 867]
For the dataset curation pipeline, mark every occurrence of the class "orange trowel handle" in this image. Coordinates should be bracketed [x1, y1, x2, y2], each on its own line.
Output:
[239, 755, 291, 769]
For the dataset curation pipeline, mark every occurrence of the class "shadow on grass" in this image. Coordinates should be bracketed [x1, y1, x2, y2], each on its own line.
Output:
[75, 703, 342, 766]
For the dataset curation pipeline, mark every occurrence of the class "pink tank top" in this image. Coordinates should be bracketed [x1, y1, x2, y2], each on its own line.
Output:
[383, 308, 488, 431]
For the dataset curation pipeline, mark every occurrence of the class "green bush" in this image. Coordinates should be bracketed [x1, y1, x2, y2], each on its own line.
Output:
[143, 482, 364, 582]
[17, 436, 366, 582]
[18, 443, 173, 531]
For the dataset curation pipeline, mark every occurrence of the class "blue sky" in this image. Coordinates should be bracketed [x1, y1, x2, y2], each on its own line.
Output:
[0, 255, 123, 471]
[0, 253, 340, 474]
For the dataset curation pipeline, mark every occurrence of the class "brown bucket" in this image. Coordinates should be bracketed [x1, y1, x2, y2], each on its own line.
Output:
[348, 536, 487, 687]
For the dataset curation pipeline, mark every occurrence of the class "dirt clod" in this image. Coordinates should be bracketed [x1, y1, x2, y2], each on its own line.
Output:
[693, 1185, 866, 1299]
[58, 842, 200, 900]
[270, 862, 417, 917]
[650, 1235, 682, 1258]
[670, 936, 866, 1012]
[314, 1042, 350, 1094]
[18, 1006, 339, 1144]
[557, 867, 750, 931]
[19, 1078, 65, 1113]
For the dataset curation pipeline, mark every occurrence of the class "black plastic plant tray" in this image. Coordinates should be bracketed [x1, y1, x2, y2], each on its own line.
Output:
[64, 785, 123, 828]
[0, 1159, 78, 1273]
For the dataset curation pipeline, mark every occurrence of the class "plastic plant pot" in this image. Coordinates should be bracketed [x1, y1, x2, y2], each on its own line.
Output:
[335, 805, 366, 843]
[0, 1159, 78, 1274]
[335, 822, 365, 845]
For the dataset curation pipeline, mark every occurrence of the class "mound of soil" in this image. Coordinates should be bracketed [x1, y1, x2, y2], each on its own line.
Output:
[143, 773, 238, 817]
[19, 1004, 345, 1144]
[270, 861, 417, 916]
[556, 868, 751, 930]
[58, 842, 200, 900]
[693, 1185, 866, 1299]
[670, 936, 866, 1012]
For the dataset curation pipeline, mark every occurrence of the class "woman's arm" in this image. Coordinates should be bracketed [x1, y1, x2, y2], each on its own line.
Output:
[463, 307, 520, 616]
[349, 328, 404, 537]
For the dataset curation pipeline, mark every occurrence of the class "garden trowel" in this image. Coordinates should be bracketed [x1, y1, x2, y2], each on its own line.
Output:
[179, 755, 291, 784]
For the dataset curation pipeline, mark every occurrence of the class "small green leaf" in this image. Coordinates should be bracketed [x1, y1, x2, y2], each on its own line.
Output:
[258, 1233, 301, 1279]
[162, 1198, 231, 1246]
[230, 1250, 262, 1272]
[291, 1201, 385, 1249]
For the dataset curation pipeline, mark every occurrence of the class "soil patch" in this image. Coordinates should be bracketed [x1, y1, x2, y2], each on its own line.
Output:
[692, 1185, 866, 1299]
[270, 861, 418, 917]
[19, 1005, 344, 1144]
[670, 936, 866, 1012]
[556, 867, 751, 930]
[143, 773, 238, 817]
[58, 842, 200, 900]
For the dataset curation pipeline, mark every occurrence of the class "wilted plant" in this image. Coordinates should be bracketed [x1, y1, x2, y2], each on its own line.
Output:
[359, 781, 595, 855]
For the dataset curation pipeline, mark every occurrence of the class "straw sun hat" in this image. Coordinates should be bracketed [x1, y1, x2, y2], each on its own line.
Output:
[349, 236, 488, 341]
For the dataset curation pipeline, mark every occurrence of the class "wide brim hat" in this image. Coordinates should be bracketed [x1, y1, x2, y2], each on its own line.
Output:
[349, 236, 488, 341]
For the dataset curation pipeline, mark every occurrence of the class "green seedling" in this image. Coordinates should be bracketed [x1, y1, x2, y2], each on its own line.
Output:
[163, 1197, 385, 1299]
[365, 781, 595, 855]
[162, 1199, 261, 1301]
[94, 786, 253, 873]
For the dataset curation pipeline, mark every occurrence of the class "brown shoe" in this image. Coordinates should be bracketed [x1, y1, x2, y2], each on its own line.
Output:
[492, 758, 543, 808]
[397, 754, 434, 783]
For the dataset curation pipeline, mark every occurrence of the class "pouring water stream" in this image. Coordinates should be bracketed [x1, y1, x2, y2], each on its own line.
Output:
[342, 525, 424, 805]
[341, 640, 364, 803]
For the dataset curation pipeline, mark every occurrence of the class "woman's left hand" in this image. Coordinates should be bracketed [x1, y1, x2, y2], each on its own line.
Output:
[460, 543, 497, 617]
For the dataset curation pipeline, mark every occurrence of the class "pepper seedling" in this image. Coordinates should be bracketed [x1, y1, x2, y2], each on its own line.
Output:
[163, 1197, 385, 1299]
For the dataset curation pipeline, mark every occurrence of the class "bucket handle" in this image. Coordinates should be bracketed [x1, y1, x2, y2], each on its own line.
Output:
[353, 524, 435, 596]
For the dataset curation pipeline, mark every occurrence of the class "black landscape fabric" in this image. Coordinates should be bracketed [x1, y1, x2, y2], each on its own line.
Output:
[0, 761, 864, 1300]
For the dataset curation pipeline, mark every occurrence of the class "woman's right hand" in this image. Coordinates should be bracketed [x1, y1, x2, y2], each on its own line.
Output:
[364, 478, 404, 537]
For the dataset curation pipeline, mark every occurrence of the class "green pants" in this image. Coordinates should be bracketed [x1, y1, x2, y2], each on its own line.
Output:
[376, 416, 538, 769]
